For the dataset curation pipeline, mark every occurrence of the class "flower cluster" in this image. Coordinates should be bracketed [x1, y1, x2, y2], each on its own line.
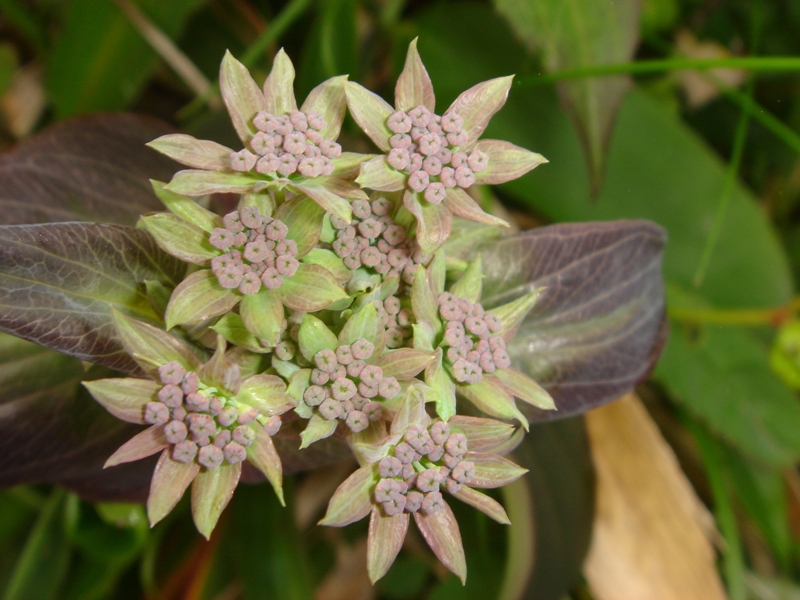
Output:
[89, 39, 552, 585]
[302, 338, 398, 432]
[438, 292, 510, 384]
[209, 207, 298, 294]
[386, 106, 487, 204]
[230, 109, 341, 178]
[374, 421, 473, 516]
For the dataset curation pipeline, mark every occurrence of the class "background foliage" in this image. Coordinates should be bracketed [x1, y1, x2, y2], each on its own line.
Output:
[1, 0, 799, 598]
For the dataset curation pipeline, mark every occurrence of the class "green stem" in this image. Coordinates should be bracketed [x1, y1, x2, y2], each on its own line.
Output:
[668, 296, 800, 326]
[517, 56, 800, 87]
[693, 77, 754, 286]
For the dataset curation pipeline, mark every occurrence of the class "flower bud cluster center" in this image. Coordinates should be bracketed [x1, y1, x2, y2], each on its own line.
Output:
[209, 206, 298, 294]
[375, 421, 474, 516]
[230, 109, 342, 178]
[386, 105, 488, 204]
[146, 361, 281, 470]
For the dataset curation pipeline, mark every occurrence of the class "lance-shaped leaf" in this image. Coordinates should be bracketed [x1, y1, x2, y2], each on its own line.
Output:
[404, 191, 452, 255]
[262, 48, 297, 116]
[104, 425, 168, 468]
[426, 350, 456, 421]
[139, 213, 218, 265]
[165, 169, 260, 196]
[374, 349, 434, 380]
[240, 290, 283, 346]
[344, 82, 394, 152]
[368, 509, 409, 583]
[220, 50, 267, 144]
[147, 134, 234, 171]
[444, 76, 513, 153]
[339, 302, 381, 348]
[443, 187, 508, 228]
[319, 464, 376, 526]
[165, 269, 239, 329]
[457, 377, 529, 430]
[480, 221, 667, 421]
[464, 452, 528, 488]
[0, 114, 176, 226]
[192, 462, 242, 539]
[449, 255, 483, 302]
[414, 502, 467, 584]
[452, 485, 510, 524]
[147, 450, 200, 526]
[0, 223, 184, 375]
[301, 75, 348, 141]
[448, 415, 516, 454]
[292, 180, 353, 223]
[390, 386, 429, 435]
[276, 195, 325, 257]
[237, 375, 294, 415]
[299, 414, 339, 449]
[298, 314, 339, 361]
[81, 378, 159, 424]
[411, 265, 439, 328]
[494, 0, 640, 193]
[246, 427, 285, 505]
[278, 263, 348, 312]
[151, 180, 222, 233]
[355, 156, 406, 191]
[494, 367, 555, 410]
[472, 139, 548, 185]
[395, 37, 436, 112]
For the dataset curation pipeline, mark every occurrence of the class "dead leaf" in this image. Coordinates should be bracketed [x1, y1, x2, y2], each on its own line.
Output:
[674, 29, 747, 108]
[1, 63, 46, 138]
[583, 393, 726, 600]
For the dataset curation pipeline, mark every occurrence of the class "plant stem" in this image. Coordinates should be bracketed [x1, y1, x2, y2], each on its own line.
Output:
[668, 296, 800, 327]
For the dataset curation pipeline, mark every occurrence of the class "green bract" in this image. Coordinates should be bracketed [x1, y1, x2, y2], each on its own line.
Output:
[88, 40, 555, 584]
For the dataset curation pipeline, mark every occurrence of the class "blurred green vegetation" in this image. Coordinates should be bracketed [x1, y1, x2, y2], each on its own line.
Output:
[2, 0, 800, 598]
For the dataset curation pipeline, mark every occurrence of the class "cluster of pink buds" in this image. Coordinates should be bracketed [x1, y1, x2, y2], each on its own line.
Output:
[302, 338, 399, 432]
[438, 292, 511, 384]
[208, 206, 298, 294]
[146, 361, 281, 470]
[372, 296, 413, 349]
[331, 196, 430, 285]
[386, 106, 488, 203]
[375, 421, 474, 516]
[230, 110, 341, 178]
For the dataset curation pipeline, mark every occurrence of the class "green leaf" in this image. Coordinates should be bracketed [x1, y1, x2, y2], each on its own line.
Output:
[301, 75, 348, 140]
[275, 195, 325, 257]
[413, 503, 466, 585]
[139, 213, 218, 265]
[444, 75, 514, 153]
[464, 452, 528, 489]
[457, 376, 529, 430]
[220, 50, 267, 143]
[191, 462, 242, 540]
[262, 48, 297, 116]
[147, 134, 233, 172]
[299, 413, 338, 449]
[165, 269, 240, 329]
[339, 302, 381, 347]
[411, 265, 439, 329]
[81, 378, 159, 424]
[239, 290, 284, 347]
[493, 0, 640, 193]
[0, 223, 184, 375]
[368, 509, 409, 584]
[395, 38, 436, 112]
[150, 180, 222, 233]
[278, 263, 348, 312]
[46, 0, 205, 118]
[165, 169, 260, 196]
[319, 464, 375, 526]
[472, 139, 548, 186]
[298, 314, 338, 362]
[245, 428, 285, 505]
[0, 115, 177, 226]
[449, 255, 482, 303]
[344, 81, 393, 152]
[302, 248, 350, 283]
[237, 374, 293, 416]
[355, 156, 407, 191]
[211, 313, 268, 353]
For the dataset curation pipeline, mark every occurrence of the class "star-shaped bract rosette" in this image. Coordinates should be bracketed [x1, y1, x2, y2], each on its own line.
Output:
[82, 310, 296, 538]
[140, 182, 347, 345]
[148, 49, 369, 223]
[317, 387, 527, 584]
[345, 39, 547, 253]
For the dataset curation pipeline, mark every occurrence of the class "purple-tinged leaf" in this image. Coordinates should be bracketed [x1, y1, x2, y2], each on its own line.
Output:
[139, 213, 218, 265]
[390, 386, 429, 435]
[147, 134, 234, 171]
[246, 426, 285, 505]
[443, 187, 509, 228]
[151, 180, 222, 233]
[192, 462, 242, 539]
[164, 269, 239, 329]
[220, 51, 267, 144]
[355, 156, 406, 192]
[301, 75, 348, 141]
[444, 76, 513, 152]
[368, 508, 409, 583]
[278, 264, 348, 312]
[262, 48, 298, 116]
[457, 376, 529, 430]
[147, 450, 199, 526]
[344, 82, 394, 152]
[0, 114, 176, 226]
[463, 452, 528, 488]
[494, 0, 640, 194]
[448, 415, 516, 454]
[331, 152, 376, 179]
[395, 38, 436, 112]
[104, 425, 168, 468]
[237, 375, 293, 415]
[275, 196, 325, 258]
[449, 255, 483, 303]
[494, 367, 556, 411]
[426, 350, 456, 421]
[374, 348, 434, 380]
[414, 502, 467, 584]
[480, 221, 667, 421]
[319, 464, 376, 526]
[81, 378, 159, 424]
[240, 290, 283, 346]
[404, 191, 452, 254]
[292, 181, 353, 223]
[411, 265, 439, 329]
[472, 139, 548, 185]
[166, 169, 260, 196]
[452, 485, 510, 524]
[299, 414, 338, 449]
[0, 222, 185, 375]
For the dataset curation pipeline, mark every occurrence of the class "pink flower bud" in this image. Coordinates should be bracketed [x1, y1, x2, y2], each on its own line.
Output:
[164, 420, 188, 444]
[440, 113, 464, 133]
[331, 377, 357, 401]
[265, 415, 282, 436]
[223, 442, 247, 464]
[335, 344, 353, 365]
[351, 338, 374, 361]
[387, 148, 410, 170]
[198, 444, 224, 469]
[158, 361, 185, 385]
[347, 359, 366, 378]
[237, 406, 258, 425]
[363, 402, 382, 422]
[260, 267, 284, 289]
[173, 440, 198, 463]
[217, 406, 239, 427]
[430, 421, 450, 445]
[185, 391, 210, 412]
[230, 149, 257, 171]
[421, 491, 444, 515]
[214, 430, 231, 448]
[387, 111, 413, 133]
[145, 402, 169, 425]
[318, 398, 342, 420]
[408, 170, 429, 193]
[306, 111, 326, 131]
[404, 491, 423, 513]
[346, 410, 368, 432]
[371, 197, 392, 216]
[424, 182, 446, 205]
[158, 384, 183, 408]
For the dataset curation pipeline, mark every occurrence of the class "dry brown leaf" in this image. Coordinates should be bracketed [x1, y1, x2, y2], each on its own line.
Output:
[1, 64, 45, 138]
[675, 29, 747, 108]
[583, 393, 726, 600]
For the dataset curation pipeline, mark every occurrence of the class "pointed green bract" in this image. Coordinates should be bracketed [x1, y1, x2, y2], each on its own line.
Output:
[140, 213, 218, 265]
[237, 374, 294, 415]
[453, 486, 510, 525]
[344, 82, 394, 152]
[426, 350, 456, 421]
[395, 37, 435, 112]
[444, 75, 513, 152]
[319, 464, 376, 526]
[276, 195, 325, 257]
[299, 413, 338, 448]
[449, 255, 483, 303]
[457, 376, 529, 430]
[147, 134, 234, 172]
[292, 181, 353, 223]
[405, 190, 453, 254]
[151, 180, 222, 233]
[246, 427, 285, 505]
[263, 48, 297, 116]
[443, 187, 509, 228]
[298, 314, 339, 362]
[472, 140, 548, 185]
[494, 367, 556, 410]
[240, 290, 283, 346]
[331, 152, 376, 179]
[279, 263, 348, 312]
[164, 270, 240, 329]
[166, 169, 260, 196]
[374, 348, 434, 380]
[390, 386, 429, 435]
[464, 452, 528, 489]
[414, 503, 467, 584]
[339, 302, 381, 347]
[198, 336, 241, 395]
[211, 313, 268, 353]
[411, 265, 438, 329]
[83, 378, 159, 424]
[105, 426, 168, 467]
[220, 50, 266, 143]
[490, 288, 544, 340]
[191, 462, 242, 539]
[147, 451, 199, 527]
[448, 415, 517, 453]
[302, 249, 350, 283]
[301, 75, 348, 140]
[355, 156, 406, 191]
[428, 251, 446, 296]
[368, 509, 409, 583]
